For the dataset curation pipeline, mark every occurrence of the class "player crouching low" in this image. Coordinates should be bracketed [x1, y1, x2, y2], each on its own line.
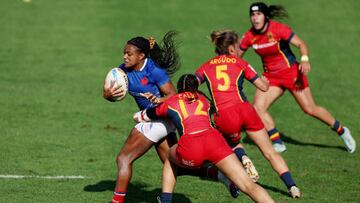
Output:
[134, 74, 275, 203]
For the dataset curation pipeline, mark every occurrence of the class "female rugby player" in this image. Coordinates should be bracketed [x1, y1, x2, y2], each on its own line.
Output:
[134, 74, 275, 203]
[103, 31, 180, 203]
[239, 2, 355, 153]
[195, 30, 301, 198]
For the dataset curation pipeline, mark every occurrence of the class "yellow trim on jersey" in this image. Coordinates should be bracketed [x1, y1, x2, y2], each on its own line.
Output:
[203, 72, 218, 112]
[277, 43, 290, 67]
[178, 99, 189, 119]
[168, 106, 185, 133]
[236, 70, 244, 103]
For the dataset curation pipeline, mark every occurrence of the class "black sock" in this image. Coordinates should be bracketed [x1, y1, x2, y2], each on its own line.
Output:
[331, 120, 344, 135]
[280, 171, 296, 189]
[159, 192, 173, 203]
[234, 147, 247, 161]
[268, 128, 283, 144]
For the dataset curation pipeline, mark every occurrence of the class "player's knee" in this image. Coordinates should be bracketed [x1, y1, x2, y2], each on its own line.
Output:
[116, 152, 131, 168]
[263, 149, 277, 161]
[301, 105, 316, 116]
[263, 151, 272, 161]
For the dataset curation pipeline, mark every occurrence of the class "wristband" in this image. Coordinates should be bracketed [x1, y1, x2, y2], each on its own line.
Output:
[141, 110, 151, 122]
[133, 110, 150, 122]
[300, 55, 309, 62]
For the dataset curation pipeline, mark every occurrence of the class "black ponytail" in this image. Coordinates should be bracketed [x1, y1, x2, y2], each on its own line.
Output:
[127, 31, 181, 76]
[177, 74, 198, 93]
[268, 5, 289, 19]
[177, 74, 199, 102]
[149, 31, 180, 76]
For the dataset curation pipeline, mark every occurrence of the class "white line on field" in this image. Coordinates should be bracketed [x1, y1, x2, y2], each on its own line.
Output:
[0, 175, 87, 179]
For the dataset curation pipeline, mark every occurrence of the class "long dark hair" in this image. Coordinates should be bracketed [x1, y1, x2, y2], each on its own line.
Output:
[176, 74, 199, 102]
[268, 5, 288, 19]
[177, 74, 217, 117]
[127, 31, 180, 76]
[177, 74, 198, 93]
[210, 30, 239, 55]
[249, 2, 289, 20]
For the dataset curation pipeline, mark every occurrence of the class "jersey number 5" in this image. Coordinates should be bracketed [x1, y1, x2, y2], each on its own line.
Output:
[179, 99, 207, 119]
[216, 65, 230, 91]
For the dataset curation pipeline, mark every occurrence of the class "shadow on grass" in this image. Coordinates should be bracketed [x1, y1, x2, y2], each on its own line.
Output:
[84, 180, 191, 203]
[242, 133, 346, 152]
[257, 182, 289, 197]
[280, 133, 346, 151]
[83, 179, 114, 192]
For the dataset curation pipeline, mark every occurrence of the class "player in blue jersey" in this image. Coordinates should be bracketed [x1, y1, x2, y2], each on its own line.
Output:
[103, 31, 180, 203]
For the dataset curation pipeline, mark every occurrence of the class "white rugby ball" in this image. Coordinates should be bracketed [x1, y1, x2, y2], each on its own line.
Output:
[104, 67, 128, 101]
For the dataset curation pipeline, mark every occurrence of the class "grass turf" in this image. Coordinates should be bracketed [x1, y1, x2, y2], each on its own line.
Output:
[0, 0, 359, 202]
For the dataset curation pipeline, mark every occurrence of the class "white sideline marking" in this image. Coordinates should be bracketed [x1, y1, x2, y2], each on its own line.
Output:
[0, 175, 86, 179]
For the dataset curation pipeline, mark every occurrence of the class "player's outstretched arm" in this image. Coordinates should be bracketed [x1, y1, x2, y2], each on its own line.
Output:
[141, 82, 176, 104]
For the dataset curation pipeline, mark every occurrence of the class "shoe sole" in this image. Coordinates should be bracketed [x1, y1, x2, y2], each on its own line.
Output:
[289, 187, 301, 198]
[342, 127, 356, 153]
[243, 161, 259, 182]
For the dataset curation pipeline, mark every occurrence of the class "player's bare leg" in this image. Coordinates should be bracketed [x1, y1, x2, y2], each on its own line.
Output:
[291, 87, 355, 153]
[253, 87, 284, 130]
[112, 128, 155, 203]
[155, 132, 177, 162]
[232, 142, 259, 182]
[157, 145, 178, 203]
[216, 154, 275, 203]
[291, 87, 335, 125]
[158, 144, 191, 203]
[254, 87, 287, 152]
[247, 129, 289, 174]
[247, 129, 301, 198]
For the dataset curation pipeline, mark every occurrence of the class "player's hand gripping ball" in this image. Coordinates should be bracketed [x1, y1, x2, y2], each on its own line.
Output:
[104, 68, 128, 101]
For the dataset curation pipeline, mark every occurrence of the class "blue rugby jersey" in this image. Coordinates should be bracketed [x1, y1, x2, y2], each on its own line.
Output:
[119, 58, 170, 110]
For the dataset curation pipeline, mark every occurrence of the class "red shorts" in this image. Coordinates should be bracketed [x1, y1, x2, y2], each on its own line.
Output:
[263, 64, 309, 91]
[176, 128, 233, 168]
[214, 102, 264, 144]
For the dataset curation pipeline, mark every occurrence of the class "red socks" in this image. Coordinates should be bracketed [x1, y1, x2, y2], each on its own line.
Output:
[112, 191, 126, 203]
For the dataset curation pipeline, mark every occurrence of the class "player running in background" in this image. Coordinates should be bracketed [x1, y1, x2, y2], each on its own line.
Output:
[103, 31, 180, 203]
[239, 2, 355, 153]
[134, 74, 275, 203]
[195, 30, 301, 198]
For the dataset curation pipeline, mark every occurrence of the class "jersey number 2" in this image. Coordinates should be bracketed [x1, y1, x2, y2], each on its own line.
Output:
[179, 99, 207, 119]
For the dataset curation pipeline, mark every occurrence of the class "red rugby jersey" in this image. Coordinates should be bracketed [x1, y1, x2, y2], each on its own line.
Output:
[240, 20, 297, 73]
[195, 55, 258, 111]
[156, 92, 212, 135]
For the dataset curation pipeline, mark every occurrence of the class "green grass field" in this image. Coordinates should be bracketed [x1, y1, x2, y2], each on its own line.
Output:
[1, 0, 359, 202]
